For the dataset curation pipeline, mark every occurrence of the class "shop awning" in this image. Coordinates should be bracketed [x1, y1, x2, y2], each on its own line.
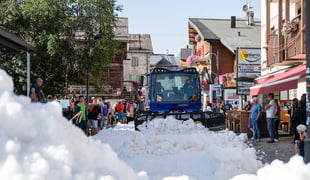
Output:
[250, 64, 306, 95]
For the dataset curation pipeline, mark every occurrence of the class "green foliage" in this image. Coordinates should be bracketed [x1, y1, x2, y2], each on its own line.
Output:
[0, 0, 120, 95]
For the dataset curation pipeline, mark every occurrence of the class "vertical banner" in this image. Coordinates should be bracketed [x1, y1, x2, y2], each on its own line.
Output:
[237, 48, 261, 95]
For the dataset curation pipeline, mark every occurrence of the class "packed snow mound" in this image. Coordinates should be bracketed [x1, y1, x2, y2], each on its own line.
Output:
[231, 156, 310, 180]
[0, 69, 138, 180]
[0, 70, 13, 93]
[95, 117, 262, 180]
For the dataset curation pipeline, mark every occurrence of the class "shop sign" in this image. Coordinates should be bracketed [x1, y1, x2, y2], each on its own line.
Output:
[237, 47, 261, 95]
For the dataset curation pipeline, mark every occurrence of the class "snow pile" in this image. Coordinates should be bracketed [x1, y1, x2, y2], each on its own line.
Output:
[95, 117, 262, 180]
[232, 156, 310, 180]
[0, 70, 138, 180]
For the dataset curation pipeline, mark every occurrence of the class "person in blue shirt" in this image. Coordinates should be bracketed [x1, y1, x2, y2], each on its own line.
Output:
[223, 101, 232, 111]
[251, 97, 262, 141]
[183, 78, 197, 100]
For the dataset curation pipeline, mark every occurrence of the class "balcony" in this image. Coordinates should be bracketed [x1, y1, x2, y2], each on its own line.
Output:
[267, 17, 306, 66]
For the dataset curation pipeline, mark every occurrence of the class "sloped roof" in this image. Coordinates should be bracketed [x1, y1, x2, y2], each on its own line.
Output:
[128, 34, 153, 52]
[150, 54, 178, 66]
[180, 48, 192, 61]
[115, 17, 129, 42]
[189, 18, 261, 53]
[0, 27, 35, 52]
[156, 58, 174, 66]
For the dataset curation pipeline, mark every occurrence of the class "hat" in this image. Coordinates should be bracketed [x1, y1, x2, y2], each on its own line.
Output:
[297, 124, 307, 132]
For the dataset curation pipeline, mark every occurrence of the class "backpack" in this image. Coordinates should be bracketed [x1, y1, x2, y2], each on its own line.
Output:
[88, 104, 97, 113]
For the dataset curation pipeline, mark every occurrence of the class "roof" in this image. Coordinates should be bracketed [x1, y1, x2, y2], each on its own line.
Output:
[156, 58, 174, 66]
[189, 18, 261, 53]
[128, 34, 153, 52]
[114, 17, 129, 42]
[0, 27, 35, 52]
[150, 54, 179, 67]
[180, 48, 192, 61]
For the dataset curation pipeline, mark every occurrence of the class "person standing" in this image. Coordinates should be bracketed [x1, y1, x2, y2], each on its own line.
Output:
[265, 93, 277, 143]
[274, 99, 281, 142]
[102, 97, 110, 128]
[116, 101, 125, 123]
[30, 78, 45, 102]
[87, 102, 104, 135]
[251, 97, 262, 141]
[289, 98, 299, 135]
[74, 96, 88, 135]
[291, 94, 306, 154]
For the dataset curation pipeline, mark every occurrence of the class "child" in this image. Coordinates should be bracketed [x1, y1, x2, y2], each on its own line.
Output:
[296, 124, 307, 157]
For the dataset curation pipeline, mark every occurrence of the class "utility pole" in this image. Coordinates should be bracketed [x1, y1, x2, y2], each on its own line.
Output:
[304, 0, 310, 163]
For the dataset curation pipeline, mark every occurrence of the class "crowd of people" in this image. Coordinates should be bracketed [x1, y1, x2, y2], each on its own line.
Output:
[27, 77, 146, 136]
[245, 93, 307, 158]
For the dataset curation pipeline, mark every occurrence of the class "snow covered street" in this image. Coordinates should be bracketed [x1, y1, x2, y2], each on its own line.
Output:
[0, 69, 310, 180]
[94, 118, 261, 180]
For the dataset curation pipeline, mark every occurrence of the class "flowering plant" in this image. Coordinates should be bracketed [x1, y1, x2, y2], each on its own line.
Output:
[282, 20, 298, 36]
[195, 34, 201, 42]
[186, 55, 200, 65]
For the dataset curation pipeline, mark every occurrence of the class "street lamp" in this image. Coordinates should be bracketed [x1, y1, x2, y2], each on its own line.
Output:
[209, 50, 220, 95]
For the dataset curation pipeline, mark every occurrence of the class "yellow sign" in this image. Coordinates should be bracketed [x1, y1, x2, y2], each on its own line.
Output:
[239, 50, 248, 60]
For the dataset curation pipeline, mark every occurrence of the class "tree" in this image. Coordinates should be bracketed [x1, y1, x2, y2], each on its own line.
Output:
[0, 0, 121, 95]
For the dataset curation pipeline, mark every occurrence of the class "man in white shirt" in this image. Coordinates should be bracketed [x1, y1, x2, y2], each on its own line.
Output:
[265, 93, 276, 143]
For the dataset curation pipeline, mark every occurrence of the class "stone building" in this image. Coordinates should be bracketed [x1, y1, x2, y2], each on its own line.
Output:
[123, 34, 153, 92]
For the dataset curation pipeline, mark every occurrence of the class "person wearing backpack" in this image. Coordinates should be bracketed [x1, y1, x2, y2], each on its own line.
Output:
[88, 101, 104, 135]
[74, 96, 88, 135]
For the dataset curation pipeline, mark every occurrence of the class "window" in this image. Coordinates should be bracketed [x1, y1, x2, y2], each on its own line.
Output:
[129, 75, 135, 81]
[132, 57, 138, 66]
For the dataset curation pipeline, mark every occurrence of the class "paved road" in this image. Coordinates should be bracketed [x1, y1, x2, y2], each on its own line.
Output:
[248, 135, 296, 164]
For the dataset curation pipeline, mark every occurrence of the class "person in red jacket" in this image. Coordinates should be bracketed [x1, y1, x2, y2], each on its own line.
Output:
[117, 101, 125, 123]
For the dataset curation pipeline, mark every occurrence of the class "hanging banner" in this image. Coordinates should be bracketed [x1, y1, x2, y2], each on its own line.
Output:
[237, 48, 261, 95]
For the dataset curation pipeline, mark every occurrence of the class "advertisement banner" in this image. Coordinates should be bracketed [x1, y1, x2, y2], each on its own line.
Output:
[237, 48, 261, 95]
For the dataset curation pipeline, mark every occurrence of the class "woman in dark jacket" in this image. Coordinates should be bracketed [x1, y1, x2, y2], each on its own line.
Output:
[291, 94, 306, 154]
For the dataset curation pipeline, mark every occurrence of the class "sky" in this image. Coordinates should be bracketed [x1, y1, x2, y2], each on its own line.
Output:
[116, 0, 261, 56]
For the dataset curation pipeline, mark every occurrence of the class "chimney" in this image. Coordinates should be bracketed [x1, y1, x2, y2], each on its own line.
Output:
[247, 11, 254, 26]
[231, 16, 236, 28]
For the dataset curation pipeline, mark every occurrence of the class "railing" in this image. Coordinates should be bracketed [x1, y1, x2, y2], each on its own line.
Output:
[267, 20, 306, 66]
[285, 20, 306, 59]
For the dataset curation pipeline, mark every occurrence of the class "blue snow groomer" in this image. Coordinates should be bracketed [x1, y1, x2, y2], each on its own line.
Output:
[134, 68, 225, 131]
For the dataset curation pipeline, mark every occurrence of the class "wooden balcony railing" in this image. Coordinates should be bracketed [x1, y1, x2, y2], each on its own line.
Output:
[267, 17, 306, 66]
[285, 21, 306, 59]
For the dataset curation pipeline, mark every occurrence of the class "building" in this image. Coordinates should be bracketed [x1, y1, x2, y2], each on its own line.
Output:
[250, 0, 306, 103]
[150, 54, 179, 70]
[68, 17, 129, 97]
[180, 46, 193, 68]
[188, 16, 261, 108]
[123, 34, 153, 92]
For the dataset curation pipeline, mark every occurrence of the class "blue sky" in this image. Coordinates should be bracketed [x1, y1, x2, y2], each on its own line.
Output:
[116, 0, 261, 55]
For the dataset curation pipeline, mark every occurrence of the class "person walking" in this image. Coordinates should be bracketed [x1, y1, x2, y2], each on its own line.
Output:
[274, 99, 281, 142]
[30, 78, 45, 102]
[251, 97, 262, 141]
[265, 93, 277, 143]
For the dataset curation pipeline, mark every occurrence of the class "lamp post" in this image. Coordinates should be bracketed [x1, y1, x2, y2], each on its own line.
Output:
[304, 0, 310, 163]
[209, 50, 220, 111]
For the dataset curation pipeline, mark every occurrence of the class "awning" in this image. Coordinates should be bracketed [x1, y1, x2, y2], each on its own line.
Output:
[250, 64, 306, 95]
